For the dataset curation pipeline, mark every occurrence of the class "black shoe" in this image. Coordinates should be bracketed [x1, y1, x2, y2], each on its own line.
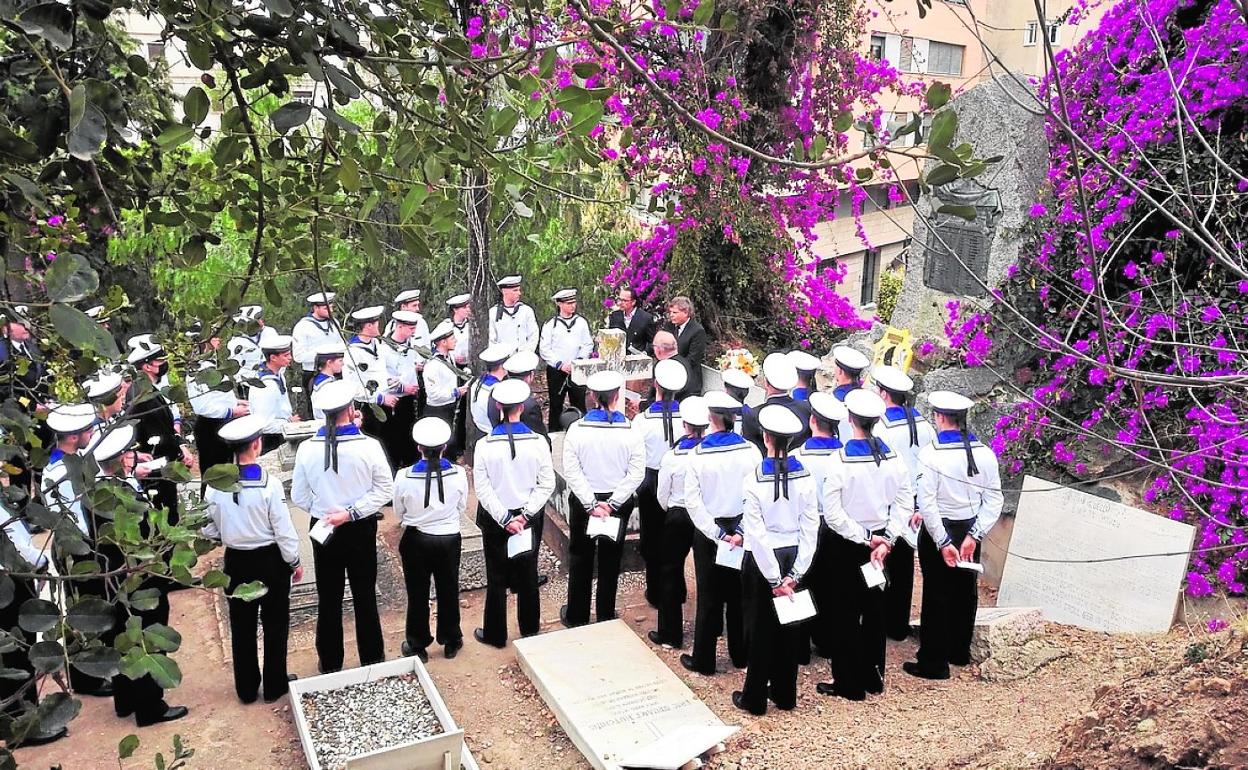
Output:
[731, 690, 766, 716]
[263, 675, 298, 704]
[647, 630, 675, 649]
[115, 703, 134, 719]
[815, 682, 865, 701]
[401, 640, 427, 661]
[949, 655, 972, 666]
[317, 663, 342, 675]
[679, 654, 713, 675]
[559, 605, 577, 629]
[866, 678, 884, 695]
[731, 657, 748, 670]
[136, 705, 188, 727]
[474, 628, 505, 649]
[444, 640, 463, 659]
[81, 681, 114, 697]
[887, 630, 911, 642]
[537, 574, 549, 587]
[239, 692, 259, 705]
[18, 727, 67, 747]
[902, 661, 950, 680]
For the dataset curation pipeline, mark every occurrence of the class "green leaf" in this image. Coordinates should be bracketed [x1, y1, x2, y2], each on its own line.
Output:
[926, 81, 953, 110]
[937, 204, 977, 221]
[70, 646, 122, 679]
[0, 668, 30, 681]
[202, 463, 239, 492]
[184, 87, 209, 126]
[422, 157, 444, 184]
[230, 581, 269, 602]
[66, 596, 114, 633]
[927, 110, 957, 150]
[338, 158, 361, 192]
[810, 135, 827, 160]
[0, 126, 41, 163]
[262, 0, 293, 15]
[0, 575, 12, 610]
[18, 598, 59, 633]
[720, 10, 738, 30]
[3, 172, 47, 211]
[926, 164, 960, 186]
[360, 223, 382, 260]
[567, 102, 604, 136]
[119, 735, 141, 760]
[833, 111, 854, 133]
[142, 624, 182, 653]
[163, 461, 192, 483]
[400, 185, 428, 222]
[201, 570, 229, 590]
[512, 199, 533, 218]
[67, 83, 108, 160]
[270, 101, 312, 134]
[33, 691, 80, 735]
[324, 64, 361, 99]
[127, 588, 161, 612]
[692, 0, 714, 26]
[44, 252, 99, 303]
[15, 2, 73, 50]
[155, 123, 195, 151]
[538, 48, 557, 79]
[855, 167, 874, 181]
[138, 653, 181, 689]
[49, 304, 119, 357]
[317, 105, 360, 135]
[29, 640, 65, 673]
[571, 62, 600, 79]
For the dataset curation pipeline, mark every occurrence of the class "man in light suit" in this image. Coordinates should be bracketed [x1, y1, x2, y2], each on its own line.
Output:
[607, 286, 657, 355]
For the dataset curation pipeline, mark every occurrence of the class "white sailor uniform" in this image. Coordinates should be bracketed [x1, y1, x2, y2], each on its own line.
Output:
[488, 302, 539, 354]
[538, 313, 592, 428]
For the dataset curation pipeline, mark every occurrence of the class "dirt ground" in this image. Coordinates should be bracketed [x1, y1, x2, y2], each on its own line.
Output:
[15, 511, 1248, 770]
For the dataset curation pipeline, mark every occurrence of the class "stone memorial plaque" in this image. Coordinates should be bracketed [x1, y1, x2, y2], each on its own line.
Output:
[998, 476, 1195, 634]
[514, 620, 734, 770]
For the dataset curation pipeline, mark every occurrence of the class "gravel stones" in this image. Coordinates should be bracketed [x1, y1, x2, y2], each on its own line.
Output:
[300, 674, 443, 769]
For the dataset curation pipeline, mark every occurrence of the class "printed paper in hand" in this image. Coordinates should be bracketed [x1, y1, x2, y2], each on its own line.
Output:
[715, 540, 744, 570]
[956, 561, 985, 574]
[136, 457, 169, 473]
[901, 523, 920, 550]
[586, 514, 620, 541]
[309, 518, 335, 545]
[507, 528, 533, 559]
[861, 561, 887, 589]
[773, 590, 817, 625]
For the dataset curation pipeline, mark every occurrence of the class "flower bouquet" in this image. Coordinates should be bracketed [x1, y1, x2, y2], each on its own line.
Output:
[716, 347, 760, 378]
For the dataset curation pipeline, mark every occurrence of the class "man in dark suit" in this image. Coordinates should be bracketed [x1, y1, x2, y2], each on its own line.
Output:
[607, 287, 656, 355]
[664, 296, 706, 395]
[742, 353, 811, 451]
[126, 338, 193, 527]
[0, 307, 49, 495]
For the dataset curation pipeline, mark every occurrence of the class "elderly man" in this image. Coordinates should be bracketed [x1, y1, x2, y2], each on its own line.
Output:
[664, 296, 706, 395]
[648, 330, 692, 402]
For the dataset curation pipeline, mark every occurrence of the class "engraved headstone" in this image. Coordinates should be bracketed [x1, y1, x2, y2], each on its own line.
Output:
[922, 177, 1002, 297]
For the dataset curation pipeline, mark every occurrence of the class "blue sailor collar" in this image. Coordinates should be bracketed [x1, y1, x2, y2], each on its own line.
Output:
[833, 383, 860, 401]
[885, 406, 922, 421]
[238, 463, 268, 487]
[412, 459, 453, 472]
[315, 424, 361, 437]
[802, 436, 842, 451]
[481, 374, 500, 387]
[937, 430, 979, 445]
[758, 456, 808, 479]
[312, 372, 335, 387]
[491, 422, 534, 436]
[49, 447, 65, 465]
[701, 431, 746, 449]
[584, 409, 628, 424]
[844, 438, 893, 457]
[675, 436, 702, 451]
[791, 387, 809, 401]
[646, 400, 680, 415]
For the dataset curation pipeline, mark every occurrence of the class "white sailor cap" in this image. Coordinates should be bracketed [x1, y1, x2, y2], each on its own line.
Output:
[233, 305, 263, 323]
[306, 292, 336, 305]
[311, 379, 357, 414]
[681, 396, 710, 427]
[47, 403, 96, 434]
[218, 413, 266, 445]
[928, 390, 974, 414]
[411, 416, 452, 447]
[496, 275, 522, 288]
[393, 289, 422, 304]
[5, 305, 30, 324]
[654, 359, 688, 393]
[445, 293, 471, 308]
[872, 365, 913, 394]
[350, 306, 385, 324]
[126, 337, 165, 365]
[504, 350, 540, 375]
[492, 378, 531, 407]
[721, 368, 754, 391]
[832, 345, 870, 373]
[758, 403, 804, 437]
[261, 334, 293, 353]
[314, 340, 347, 359]
[93, 424, 136, 463]
[84, 372, 123, 401]
[845, 389, 886, 420]
[479, 344, 511, 366]
[762, 352, 798, 390]
[587, 370, 623, 393]
[391, 310, 421, 326]
[704, 390, 741, 412]
[126, 333, 154, 350]
[808, 391, 847, 423]
[85, 305, 106, 320]
[551, 288, 577, 302]
[787, 350, 821, 374]
[429, 320, 456, 343]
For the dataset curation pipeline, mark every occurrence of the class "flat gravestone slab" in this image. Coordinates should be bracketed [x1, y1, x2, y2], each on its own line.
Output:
[514, 620, 734, 770]
[998, 476, 1195, 634]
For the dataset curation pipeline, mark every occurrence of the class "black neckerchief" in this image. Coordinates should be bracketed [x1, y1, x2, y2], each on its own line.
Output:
[422, 453, 445, 506]
[957, 414, 979, 476]
[555, 314, 581, 331]
[495, 302, 522, 322]
[884, 387, 919, 446]
[323, 413, 344, 471]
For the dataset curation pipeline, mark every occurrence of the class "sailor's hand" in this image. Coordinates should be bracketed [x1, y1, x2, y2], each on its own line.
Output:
[959, 536, 978, 563]
[505, 517, 527, 535]
[941, 544, 959, 568]
[233, 401, 251, 417]
[324, 509, 351, 527]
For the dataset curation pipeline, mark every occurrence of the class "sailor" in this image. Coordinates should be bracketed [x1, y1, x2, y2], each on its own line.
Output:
[379, 310, 424, 468]
[227, 305, 280, 373]
[905, 390, 1003, 681]
[473, 379, 556, 647]
[249, 335, 300, 454]
[734, 404, 819, 715]
[393, 417, 467, 662]
[794, 392, 846, 660]
[742, 353, 810, 451]
[469, 344, 509, 442]
[91, 424, 188, 726]
[787, 350, 820, 402]
[188, 356, 250, 496]
[538, 288, 593, 431]
[202, 414, 302, 704]
[384, 289, 431, 350]
[344, 306, 399, 448]
[830, 345, 868, 442]
[815, 390, 911, 701]
[632, 358, 687, 608]
[422, 321, 470, 460]
[446, 293, 473, 367]
[488, 351, 548, 441]
[291, 292, 339, 416]
[488, 275, 539, 354]
[649, 395, 709, 650]
[291, 380, 394, 674]
[560, 371, 646, 627]
[721, 367, 754, 435]
[127, 337, 192, 525]
[872, 365, 936, 641]
[309, 341, 347, 420]
[681, 390, 761, 675]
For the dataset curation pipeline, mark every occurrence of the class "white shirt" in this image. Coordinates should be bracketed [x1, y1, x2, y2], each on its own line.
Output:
[384, 315, 431, 351]
[539, 314, 593, 369]
[874, 407, 937, 493]
[227, 326, 280, 374]
[916, 433, 1004, 548]
[203, 467, 301, 567]
[3, 504, 47, 569]
[562, 411, 646, 508]
[291, 426, 394, 521]
[794, 436, 841, 514]
[741, 461, 820, 585]
[469, 374, 502, 435]
[656, 438, 699, 510]
[423, 354, 462, 408]
[474, 426, 556, 525]
[291, 314, 339, 372]
[188, 361, 237, 419]
[488, 302, 539, 354]
[821, 439, 912, 545]
[392, 461, 468, 535]
[450, 320, 472, 365]
[343, 337, 391, 405]
[684, 433, 763, 541]
[632, 402, 681, 470]
[383, 337, 422, 389]
[41, 452, 88, 534]
[250, 367, 293, 435]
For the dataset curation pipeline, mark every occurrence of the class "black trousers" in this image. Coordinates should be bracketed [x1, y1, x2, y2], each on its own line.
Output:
[399, 528, 462, 651]
[636, 468, 664, 605]
[884, 537, 916, 640]
[689, 531, 747, 672]
[1, 576, 38, 719]
[916, 522, 979, 675]
[63, 555, 115, 695]
[225, 544, 292, 702]
[478, 507, 544, 644]
[545, 366, 586, 431]
[566, 493, 632, 626]
[113, 580, 172, 721]
[655, 505, 693, 646]
[385, 396, 419, 469]
[423, 402, 462, 462]
[194, 415, 230, 496]
[823, 535, 887, 697]
[740, 547, 801, 712]
[299, 369, 316, 418]
[311, 516, 385, 672]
